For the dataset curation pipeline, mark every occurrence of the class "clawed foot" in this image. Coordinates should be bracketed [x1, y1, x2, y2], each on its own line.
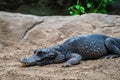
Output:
[62, 63, 72, 67]
[100, 55, 119, 59]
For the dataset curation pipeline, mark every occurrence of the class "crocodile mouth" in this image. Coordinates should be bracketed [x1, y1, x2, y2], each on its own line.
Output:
[20, 57, 38, 67]
[20, 50, 57, 67]
[20, 56, 49, 67]
[20, 61, 37, 67]
[20, 56, 54, 67]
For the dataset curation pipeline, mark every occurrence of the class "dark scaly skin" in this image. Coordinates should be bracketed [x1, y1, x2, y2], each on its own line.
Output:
[20, 34, 120, 67]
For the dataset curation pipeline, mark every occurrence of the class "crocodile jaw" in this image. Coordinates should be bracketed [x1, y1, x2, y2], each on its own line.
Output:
[20, 58, 37, 67]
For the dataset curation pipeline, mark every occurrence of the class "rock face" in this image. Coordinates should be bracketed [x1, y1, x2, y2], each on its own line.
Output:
[0, 11, 120, 80]
[0, 11, 120, 46]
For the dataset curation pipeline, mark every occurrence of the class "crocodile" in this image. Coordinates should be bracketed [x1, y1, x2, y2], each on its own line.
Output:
[20, 34, 120, 67]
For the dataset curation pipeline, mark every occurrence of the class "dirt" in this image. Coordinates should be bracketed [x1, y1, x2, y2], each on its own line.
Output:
[0, 42, 120, 80]
[0, 12, 120, 80]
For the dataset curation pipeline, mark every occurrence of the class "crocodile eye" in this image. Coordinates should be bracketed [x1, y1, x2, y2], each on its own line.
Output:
[36, 51, 45, 56]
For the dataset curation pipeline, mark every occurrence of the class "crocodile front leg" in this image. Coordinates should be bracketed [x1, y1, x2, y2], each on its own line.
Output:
[63, 53, 82, 67]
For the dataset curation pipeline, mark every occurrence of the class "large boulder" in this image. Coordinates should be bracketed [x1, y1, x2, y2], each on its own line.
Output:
[0, 11, 120, 80]
[0, 11, 120, 46]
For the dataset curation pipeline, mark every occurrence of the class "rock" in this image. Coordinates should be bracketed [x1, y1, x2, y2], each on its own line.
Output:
[0, 11, 120, 80]
[1, 12, 120, 46]
[0, 11, 43, 42]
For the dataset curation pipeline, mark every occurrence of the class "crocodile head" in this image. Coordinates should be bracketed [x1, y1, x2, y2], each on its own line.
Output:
[20, 48, 60, 67]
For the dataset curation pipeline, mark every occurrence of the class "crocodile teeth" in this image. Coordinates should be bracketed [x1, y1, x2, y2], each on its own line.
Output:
[20, 62, 36, 67]
[20, 62, 29, 67]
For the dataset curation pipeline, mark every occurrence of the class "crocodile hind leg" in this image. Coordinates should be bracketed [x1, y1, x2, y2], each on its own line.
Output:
[105, 38, 120, 57]
[100, 54, 119, 59]
[62, 53, 82, 67]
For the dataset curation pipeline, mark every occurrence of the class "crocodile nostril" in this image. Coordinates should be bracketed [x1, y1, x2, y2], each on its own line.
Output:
[20, 58, 28, 62]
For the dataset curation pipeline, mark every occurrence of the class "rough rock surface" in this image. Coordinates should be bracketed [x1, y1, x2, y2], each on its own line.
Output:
[0, 11, 120, 80]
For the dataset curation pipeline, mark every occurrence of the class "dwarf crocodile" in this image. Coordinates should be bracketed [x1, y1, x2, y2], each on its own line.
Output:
[20, 34, 120, 67]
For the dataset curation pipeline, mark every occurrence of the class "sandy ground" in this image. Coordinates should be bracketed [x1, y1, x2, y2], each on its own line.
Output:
[0, 13, 120, 80]
[0, 39, 120, 80]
